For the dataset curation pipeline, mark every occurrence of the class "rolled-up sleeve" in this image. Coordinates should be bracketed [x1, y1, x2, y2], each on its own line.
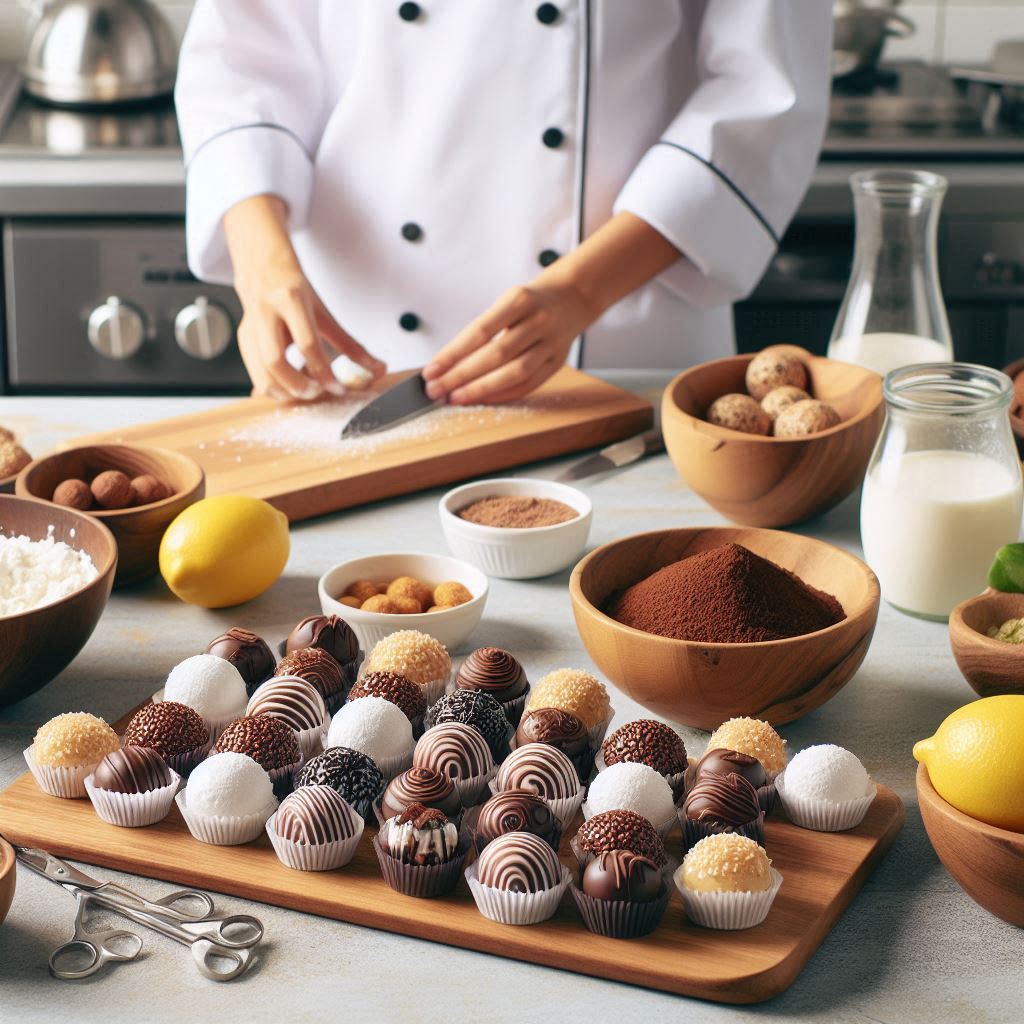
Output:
[175, 1, 325, 283]
[613, 0, 831, 307]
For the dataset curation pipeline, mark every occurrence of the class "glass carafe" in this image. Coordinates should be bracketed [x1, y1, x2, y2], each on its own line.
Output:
[860, 364, 1022, 620]
[828, 169, 954, 376]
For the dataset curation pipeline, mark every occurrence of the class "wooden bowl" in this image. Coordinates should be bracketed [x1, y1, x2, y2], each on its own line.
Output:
[0, 494, 117, 706]
[662, 346, 884, 527]
[16, 443, 204, 587]
[0, 836, 14, 928]
[949, 590, 1024, 697]
[569, 526, 880, 729]
[917, 762, 1024, 927]
[1001, 356, 1024, 458]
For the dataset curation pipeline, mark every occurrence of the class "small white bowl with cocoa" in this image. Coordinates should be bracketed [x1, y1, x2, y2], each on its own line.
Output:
[439, 478, 592, 579]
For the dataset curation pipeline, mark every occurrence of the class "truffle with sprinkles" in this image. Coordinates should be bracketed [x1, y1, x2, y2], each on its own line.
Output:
[31, 712, 118, 768]
[706, 717, 788, 776]
[364, 630, 451, 687]
[525, 668, 610, 731]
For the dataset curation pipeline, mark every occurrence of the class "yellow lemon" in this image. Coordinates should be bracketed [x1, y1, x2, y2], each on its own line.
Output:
[159, 495, 289, 608]
[913, 695, 1024, 831]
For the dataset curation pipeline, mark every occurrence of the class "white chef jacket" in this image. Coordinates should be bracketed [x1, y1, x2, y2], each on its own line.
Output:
[177, 1, 830, 372]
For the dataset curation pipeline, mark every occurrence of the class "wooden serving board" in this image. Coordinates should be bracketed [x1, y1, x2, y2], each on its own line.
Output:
[69, 368, 653, 522]
[0, 768, 903, 1004]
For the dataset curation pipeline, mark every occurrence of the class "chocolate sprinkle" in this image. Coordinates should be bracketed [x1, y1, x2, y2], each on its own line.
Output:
[428, 690, 509, 758]
[348, 671, 426, 722]
[124, 701, 208, 758]
[574, 809, 667, 867]
[602, 719, 687, 776]
[296, 746, 384, 812]
[213, 714, 301, 771]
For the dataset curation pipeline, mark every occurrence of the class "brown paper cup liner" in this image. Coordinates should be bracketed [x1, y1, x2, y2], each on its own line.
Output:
[498, 688, 529, 729]
[675, 867, 784, 930]
[24, 747, 102, 799]
[265, 809, 364, 870]
[373, 826, 470, 898]
[465, 861, 571, 925]
[686, 756, 777, 814]
[581, 799, 677, 839]
[775, 773, 876, 832]
[681, 812, 765, 854]
[268, 755, 304, 802]
[570, 879, 670, 938]
[568, 835, 677, 881]
[85, 770, 181, 827]
[174, 790, 277, 846]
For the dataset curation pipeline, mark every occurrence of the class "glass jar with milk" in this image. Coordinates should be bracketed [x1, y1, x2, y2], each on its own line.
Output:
[828, 170, 953, 376]
[861, 364, 1023, 620]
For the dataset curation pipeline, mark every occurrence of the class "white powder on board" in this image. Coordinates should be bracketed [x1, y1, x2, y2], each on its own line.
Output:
[0, 528, 99, 616]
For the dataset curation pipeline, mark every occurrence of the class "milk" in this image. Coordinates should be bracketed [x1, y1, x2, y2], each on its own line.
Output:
[860, 449, 1023, 619]
[828, 332, 951, 377]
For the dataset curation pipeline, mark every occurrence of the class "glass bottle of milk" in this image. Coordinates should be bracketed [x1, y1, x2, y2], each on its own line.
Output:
[861, 364, 1023, 620]
[828, 170, 953, 376]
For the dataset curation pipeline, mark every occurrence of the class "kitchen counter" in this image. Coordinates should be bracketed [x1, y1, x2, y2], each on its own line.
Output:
[1, 381, 1022, 1024]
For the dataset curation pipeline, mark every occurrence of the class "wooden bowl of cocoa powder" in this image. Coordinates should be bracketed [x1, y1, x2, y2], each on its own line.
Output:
[569, 526, 880, 729]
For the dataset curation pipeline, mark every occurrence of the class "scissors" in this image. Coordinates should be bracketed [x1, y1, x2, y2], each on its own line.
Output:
[10, 842, 264, 982]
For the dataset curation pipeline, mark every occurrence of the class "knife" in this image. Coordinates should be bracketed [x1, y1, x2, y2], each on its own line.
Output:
[339, 372, 442, 439]
[555, 429, 664, 483]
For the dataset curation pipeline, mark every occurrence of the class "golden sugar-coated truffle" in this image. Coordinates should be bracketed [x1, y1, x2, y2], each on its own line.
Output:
[361, 594, 400, 614]
[345, 579, 379, 602]
[526, 668, 610, 731]
[52, 478, 93, 510]
[130, 474, 171, 506]
[680, 833, 773, 893]
[761, 385, 810, 422]
[366, 629, 451, 686]
[433, 581, 474, 608]
[32, 712, 119, 768]
[90, 469, 133, 509]
[340, 596, 361, 608]
[773, 399, 841, 438]
[745, 347, 809, 401]
[706, 717, 787, 776]
[386, 576, 433, 609]
[0, 441, 31, 478]
[707, 394, 771, 436]
[391, 595, 423, 615]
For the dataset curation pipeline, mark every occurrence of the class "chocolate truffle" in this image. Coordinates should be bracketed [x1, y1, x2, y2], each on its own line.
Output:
[413, 723, 494, 782]
[474, 789, 562, 851]
[31, 713, 118, 768]
[582, 850, 662, 902]
[186, 751, 274, 818]
[246, 677, 328, 734]
[206, 628, 276, 696]
[696, 748, 768, 791]
[525, 669, 610, 731]
[347, 671, 426, 722]
[213, 715, 301, 771]
[784, 744, 872, 803]
[93, 745, 173, 794]
[381, 767, 462, 821]
[706, 717, 787, 776]
[429, 690, 509, 758]
[495, 742, 579, 800]
[684, 772, 761, 827]
[386, 803, 459, 865]
[456, 647, 528, 701]
[575, 809, 667, 867]
[365, 630, 451, 687]
[123, 701, 208, 759]
[296, 746, 384, 812]
[326, 696, 413, 765]
[515, 708, 589, 764]
[680, 833, 773, 893]
[476, 831, 562, 893]
[286, 613, 359, 665]
[164, 654, 247, 723]
[275, 647, 345, 703]
[276, 785, 360, 845]
[587, 762, 676, 826]
[602, 719, 687, 776]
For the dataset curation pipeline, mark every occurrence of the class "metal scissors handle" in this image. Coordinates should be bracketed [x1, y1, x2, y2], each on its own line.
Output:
[49, 894, 144, 981]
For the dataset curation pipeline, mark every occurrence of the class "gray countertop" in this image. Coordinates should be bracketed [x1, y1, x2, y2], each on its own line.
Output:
[1, 382, 1022, 1024]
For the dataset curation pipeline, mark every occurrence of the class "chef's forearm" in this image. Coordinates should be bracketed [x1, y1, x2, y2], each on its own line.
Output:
[223, 195, 302, 293]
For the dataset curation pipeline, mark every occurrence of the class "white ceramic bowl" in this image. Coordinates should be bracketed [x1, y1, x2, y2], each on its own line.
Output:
[318, 552, 488, 653]
[439, 478, 593, 579]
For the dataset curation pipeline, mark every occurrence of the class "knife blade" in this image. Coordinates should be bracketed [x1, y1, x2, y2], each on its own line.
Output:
[555, 429, 664, 483]
[340, 372, 441, 439]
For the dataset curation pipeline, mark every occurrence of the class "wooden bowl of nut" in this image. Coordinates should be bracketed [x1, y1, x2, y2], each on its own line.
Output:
[661, 346, 884, 528]
[16, 443, 204, 587]
[949, 590, 1024, 697]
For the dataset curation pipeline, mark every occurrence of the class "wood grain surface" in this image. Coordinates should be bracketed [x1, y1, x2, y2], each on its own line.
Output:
[948, 590, 1024, 697]
[66, 368, 653, 522]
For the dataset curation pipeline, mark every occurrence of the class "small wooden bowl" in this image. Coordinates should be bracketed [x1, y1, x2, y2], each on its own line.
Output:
[662, 346, 884, 527]
[0, 836, 14, 928]
[0, 494, 117, 706]
[16, 443, 204, 587]
[949, 590, 1024, 697]
[569, 526, 880, 729]
[917, 762, 1024, 927]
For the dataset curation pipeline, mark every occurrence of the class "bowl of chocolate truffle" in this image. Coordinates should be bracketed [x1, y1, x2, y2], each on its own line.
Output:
[661, 345, 884, 528]
[569, 526, 880, 729]
[17, 443, 204, 587]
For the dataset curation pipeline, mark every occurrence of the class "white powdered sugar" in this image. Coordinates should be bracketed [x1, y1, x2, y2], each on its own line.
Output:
[0, 528, 99, 616]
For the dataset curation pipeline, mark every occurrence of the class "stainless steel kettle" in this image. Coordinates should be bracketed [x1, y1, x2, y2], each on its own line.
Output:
[21, 0, 178, 106]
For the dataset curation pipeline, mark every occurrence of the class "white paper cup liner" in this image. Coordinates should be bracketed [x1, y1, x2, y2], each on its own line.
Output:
[174, 790, 277, 846]
[295, 724, 326, 761]
[453, 763, 499, 807]
[23, 747, 96, 799]
[581, 799, 676, 839]
[775, 773, 876, 832]
[489, 778, 584, 830]
[85, 770, 181, 827]
[675, 866, 783, 930]
[370, 745, 415, 781]
[418, 672, 451, 708]
[465, 860, 571, 926]
[265, 809, 364, 870]
[588, 711, 615, 751]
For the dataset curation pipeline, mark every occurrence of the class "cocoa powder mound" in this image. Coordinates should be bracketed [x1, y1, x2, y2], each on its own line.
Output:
[609, 543, 844, 643]
[457, 495, 578, 528]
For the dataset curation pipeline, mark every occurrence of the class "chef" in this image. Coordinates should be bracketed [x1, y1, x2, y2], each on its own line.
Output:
[176, 2, 831, 404]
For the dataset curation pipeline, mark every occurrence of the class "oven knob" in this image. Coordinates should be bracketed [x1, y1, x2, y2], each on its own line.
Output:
[87, 297, 145, 359]
[174, 297, 234, 360]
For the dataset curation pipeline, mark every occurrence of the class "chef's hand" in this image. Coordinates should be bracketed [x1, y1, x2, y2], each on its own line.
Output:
[225, 195, 386, 400]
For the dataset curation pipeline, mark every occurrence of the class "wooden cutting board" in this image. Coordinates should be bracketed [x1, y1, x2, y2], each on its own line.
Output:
[69, 368, 653, 521]
[0, 766, 903, 1004]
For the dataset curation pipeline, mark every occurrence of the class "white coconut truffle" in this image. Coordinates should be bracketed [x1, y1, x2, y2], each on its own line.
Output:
[587, 761, 676, 826]
[165, 654, 247, 722]
[186, 751, 274, 817]
[784, 744, 872, 803]
[326, 695, 413, 763]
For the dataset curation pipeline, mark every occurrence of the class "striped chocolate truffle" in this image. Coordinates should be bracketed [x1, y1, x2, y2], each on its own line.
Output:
[476, 831, 561, 893]
[247, 676, 327, 733]
[93, 745, 173, 794]
[276, 785, 359, 845]
[413, 723, 493, 781]
[474, 789, 562, 851]
[495, 741, 579, 800]
[381, 767, 462, 821]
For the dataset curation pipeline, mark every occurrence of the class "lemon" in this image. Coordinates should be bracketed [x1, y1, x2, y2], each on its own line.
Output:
[159, 495, 289, 608]
[913, 695, 1024, 831]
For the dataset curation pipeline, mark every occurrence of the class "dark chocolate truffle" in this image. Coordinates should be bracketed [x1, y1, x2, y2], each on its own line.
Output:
[380, 767, 462, 821]
[93, 745, 173, 794]
[247, 677, 327, 733]
[413, 723, 493, 781]
[286, 614, 359, 665]
[296, 746, 384, 813]
[684, 772, 761, 827]
[695, 747, 768, 791]
[275, 647, 345, 703]
[602, 719, 687, 776]
[574, 809, 667, 867]
[276, 785, 359, 845]
[515, 708, 589, 764]
[205, 627, 276, 696]
[348, 671, 426, 722]
[428, 690, 509, 758]
[582, 850, 662, 902]
[386, 803, 459, 866]
[123, 701, 208, 758]
[474, 789, 562, 851]
[456, 647, 528, 701]
[213, 715, 301, 771]
[476, 831, 562, 893]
